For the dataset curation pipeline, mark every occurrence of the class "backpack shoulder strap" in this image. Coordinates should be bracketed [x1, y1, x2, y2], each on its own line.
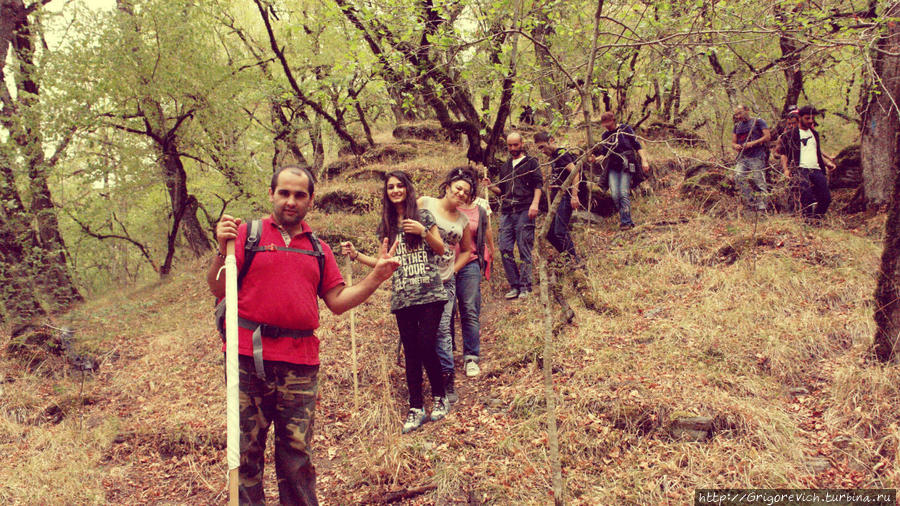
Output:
[236, 219, 262, 289]
[307, 232, 326, 295]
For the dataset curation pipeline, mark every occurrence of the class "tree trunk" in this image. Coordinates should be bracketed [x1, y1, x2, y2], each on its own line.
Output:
[310, 115, 325, 175]
[161, 141, 210, 261]
[6, 0, 82, 309]
[860, 2, 900, 208]
[355, 101, 376, 148]
[873, 155, 900, 360]
[870, 2, 900, 361]
[0, 211, 46, 337]
[531, 14, 568, 123]
[271, 100, 310, 169]
[483, 2, 522, 167]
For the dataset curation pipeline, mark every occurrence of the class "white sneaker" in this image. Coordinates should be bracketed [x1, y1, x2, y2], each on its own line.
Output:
[465, 360, 480, 377]
[402, 408, 427, 434]
[430, 396, 450, 421]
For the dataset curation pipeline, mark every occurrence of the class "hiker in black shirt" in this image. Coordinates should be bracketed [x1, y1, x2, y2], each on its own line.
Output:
[482, 132, 543, 300]
[595, 111, 650, 229]
[534, 131, 581, 264]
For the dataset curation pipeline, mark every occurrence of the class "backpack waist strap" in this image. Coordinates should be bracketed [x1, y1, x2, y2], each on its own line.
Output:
[241, 317, 314, 382]
[237, 316, 315, 339]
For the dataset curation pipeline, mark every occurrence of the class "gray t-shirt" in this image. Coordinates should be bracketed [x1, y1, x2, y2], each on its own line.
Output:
[420, 196, 469, 281]
[389, 209, 447, 312]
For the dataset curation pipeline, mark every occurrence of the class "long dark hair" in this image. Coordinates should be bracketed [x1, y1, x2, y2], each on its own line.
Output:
[438, 166, 478, 202]
[377, 171, 422, 250]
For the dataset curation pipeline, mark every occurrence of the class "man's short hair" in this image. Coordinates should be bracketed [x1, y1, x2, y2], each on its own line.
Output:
[534, 131, 551, 144]
[271, 165, 316, 195]
[507, 132, 523, 143]
[798, 105, 817, 116]
[600, 111, 616, 123]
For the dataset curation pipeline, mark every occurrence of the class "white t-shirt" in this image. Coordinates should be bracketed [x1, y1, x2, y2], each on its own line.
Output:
[798, 129, 819, 169]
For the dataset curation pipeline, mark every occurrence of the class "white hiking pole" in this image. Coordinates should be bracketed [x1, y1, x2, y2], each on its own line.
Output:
[345, 255, 360, 410]
[224, 240, 240, 505]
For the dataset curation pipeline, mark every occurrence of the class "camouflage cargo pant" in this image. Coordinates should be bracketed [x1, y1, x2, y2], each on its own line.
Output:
[237, 355, 319, 506]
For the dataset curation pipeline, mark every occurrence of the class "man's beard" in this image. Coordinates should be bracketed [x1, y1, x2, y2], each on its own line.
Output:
[275, 207, 303, 227]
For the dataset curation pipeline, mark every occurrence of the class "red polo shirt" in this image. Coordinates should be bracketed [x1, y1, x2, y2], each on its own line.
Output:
[222, 216, 344, 365]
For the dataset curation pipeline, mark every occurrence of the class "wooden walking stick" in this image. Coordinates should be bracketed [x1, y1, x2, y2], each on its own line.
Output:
[223, 240, 240, 505]
[345, 255, 360, 410]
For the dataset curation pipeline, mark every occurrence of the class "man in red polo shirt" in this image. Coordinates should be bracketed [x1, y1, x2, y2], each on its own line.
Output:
[207, 165, 400, 505]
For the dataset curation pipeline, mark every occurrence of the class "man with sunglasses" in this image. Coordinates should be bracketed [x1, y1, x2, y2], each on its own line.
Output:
[779, 105, 836, 221]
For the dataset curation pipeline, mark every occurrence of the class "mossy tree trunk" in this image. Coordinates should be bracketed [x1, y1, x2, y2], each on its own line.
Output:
[873, 139, 900, 361]
[2, 0, 82, 310]
[871, 2, 900, 361]
[860, 2, 900, 208]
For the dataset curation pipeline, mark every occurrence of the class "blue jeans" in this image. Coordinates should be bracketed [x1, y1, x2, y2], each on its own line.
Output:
[435, 278, 456, 374]
[797, 168, 831, 219]
[454, 261, 481, 363]
[608, 169, 633, 226]
[498, 208, 534, 291]
[547, 193, 579, 262]
[735, 156, 767, 210]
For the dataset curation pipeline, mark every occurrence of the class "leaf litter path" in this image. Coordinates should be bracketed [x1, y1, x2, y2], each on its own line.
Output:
[313, 282, 552, 504]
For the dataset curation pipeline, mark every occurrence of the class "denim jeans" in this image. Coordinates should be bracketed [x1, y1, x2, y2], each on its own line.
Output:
[547, 193, 579, 262]
[608, 169, 633, 226]
[797, 167, 831, 219]
[498, 208, 534, 291]
[735, 156, 767, 210]
[435, 278, 456, 374]
[454, 261, 481, 363]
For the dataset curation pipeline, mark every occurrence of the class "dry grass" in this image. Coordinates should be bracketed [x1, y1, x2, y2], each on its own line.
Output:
[1, 137, 896, 504]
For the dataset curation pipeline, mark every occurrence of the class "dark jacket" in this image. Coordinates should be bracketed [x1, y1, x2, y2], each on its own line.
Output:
[779, 127, 826, 170]
[497, 155, 542, 213]
[599, 124, 642, 173]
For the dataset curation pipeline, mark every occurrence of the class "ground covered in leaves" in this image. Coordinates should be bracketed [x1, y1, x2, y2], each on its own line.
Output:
[1, 139, 896, 504]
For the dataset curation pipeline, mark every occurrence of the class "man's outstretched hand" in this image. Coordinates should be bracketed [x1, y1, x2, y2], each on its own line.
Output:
[371, 237, 401, 281]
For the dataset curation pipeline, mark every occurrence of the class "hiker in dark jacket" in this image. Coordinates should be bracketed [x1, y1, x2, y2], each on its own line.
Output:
[482, 132, 543, 300]
[595, 111, 650, 229]
[731, 105, 772, 212]
[778, 105, 836, 220]
[534, 131, 581, 264]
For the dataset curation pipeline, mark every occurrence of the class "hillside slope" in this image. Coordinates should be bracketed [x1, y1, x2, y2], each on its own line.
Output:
[1, 138, 895, 504]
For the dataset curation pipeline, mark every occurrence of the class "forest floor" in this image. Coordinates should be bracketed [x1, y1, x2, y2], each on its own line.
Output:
[1, 136, 898, 505]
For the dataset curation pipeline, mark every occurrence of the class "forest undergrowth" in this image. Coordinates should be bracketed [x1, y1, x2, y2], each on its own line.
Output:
[0, 138, 896, 505]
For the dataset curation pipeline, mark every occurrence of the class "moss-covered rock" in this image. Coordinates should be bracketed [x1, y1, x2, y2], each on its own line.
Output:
[316, 190, 373, 215]
[829, 144, 861, 190]
[393, 122, 460, 142]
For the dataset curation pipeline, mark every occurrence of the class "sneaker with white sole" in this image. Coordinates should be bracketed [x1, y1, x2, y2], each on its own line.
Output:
[402, 407, 427, 434]
[504, 288, 520, 300]
[430, 396, 450, 421]
[465, 360, 480, 377]
[517, 289, 531, 299]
